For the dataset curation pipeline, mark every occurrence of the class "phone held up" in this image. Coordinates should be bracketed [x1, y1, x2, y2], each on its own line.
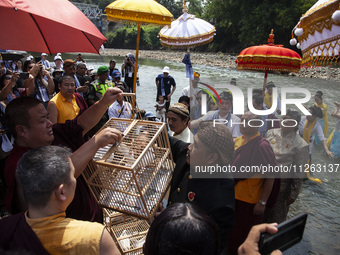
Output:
[19, 72, 29, 80]
[259, 213, 308, 255]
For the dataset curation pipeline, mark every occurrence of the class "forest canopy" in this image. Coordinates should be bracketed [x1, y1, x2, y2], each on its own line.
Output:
[72, 0, 315, 53]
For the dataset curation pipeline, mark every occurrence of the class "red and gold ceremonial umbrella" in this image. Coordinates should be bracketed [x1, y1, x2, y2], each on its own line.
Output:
[237, 30, 302, 94]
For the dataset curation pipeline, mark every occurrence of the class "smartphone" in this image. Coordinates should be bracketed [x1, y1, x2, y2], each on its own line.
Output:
[19, 72, 29, 79]
[259, 213, 308, 255]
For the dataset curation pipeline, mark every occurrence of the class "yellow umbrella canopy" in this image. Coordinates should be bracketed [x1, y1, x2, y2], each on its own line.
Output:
[105, 0, 173, 93]
[106, 0, 173, 25]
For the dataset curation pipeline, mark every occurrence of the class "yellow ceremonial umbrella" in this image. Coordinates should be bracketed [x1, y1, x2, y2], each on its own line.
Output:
[105, 0, 173, 93]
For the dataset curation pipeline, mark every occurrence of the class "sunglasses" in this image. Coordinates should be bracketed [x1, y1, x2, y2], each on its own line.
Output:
[27, 65, 34, 69]
[4, 76, 12, 80]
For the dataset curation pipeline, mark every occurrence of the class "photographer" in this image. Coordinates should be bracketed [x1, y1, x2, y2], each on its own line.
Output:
[121, 53, 137, 92]
[24, 61, 54, 108]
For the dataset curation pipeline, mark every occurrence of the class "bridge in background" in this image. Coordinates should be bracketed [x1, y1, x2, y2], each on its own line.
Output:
[72, 2, 102, 19]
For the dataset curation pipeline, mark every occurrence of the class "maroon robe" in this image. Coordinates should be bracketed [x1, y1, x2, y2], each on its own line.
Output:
[0, 212, 49, 254]
[227, 135, 280, 254]
[74, 92, 88, 117]
[4, 118, 102, 223]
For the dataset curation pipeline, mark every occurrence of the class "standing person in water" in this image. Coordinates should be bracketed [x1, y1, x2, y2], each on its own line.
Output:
[314, 90, 328, 145]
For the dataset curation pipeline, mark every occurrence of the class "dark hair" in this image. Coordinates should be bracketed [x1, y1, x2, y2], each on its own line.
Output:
[252, 89, 263, 95]
[197, 121, 234, 165]
[0, 71, 13, 89]
[315, 90, 323, 99]
[23, 60, 32, 72]
[5, 97, 42, 139]
[110, 59, 116, 63]
[219, 91, 233, 103]
[59, 75, 75, 85]
[178, 95, 190, 105]
[286, 109, 301, 131]
[17, 146, 72, 208]
[309, 105, 323, 118]
[143, 203, 220, 255]
[252, 93, 264, 106]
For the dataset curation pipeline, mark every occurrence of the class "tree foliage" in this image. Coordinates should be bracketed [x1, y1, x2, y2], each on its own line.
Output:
[73, 0, 315, 53]
[204, 0, 315, 53]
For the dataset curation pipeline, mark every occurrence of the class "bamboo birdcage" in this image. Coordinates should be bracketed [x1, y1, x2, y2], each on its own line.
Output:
[83, 118, 174, 220]
[120, 92, 143, 120]
[103, 208, 149, 255]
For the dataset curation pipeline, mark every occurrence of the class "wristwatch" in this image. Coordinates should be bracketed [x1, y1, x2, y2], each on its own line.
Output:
[259, 200, 267, 206]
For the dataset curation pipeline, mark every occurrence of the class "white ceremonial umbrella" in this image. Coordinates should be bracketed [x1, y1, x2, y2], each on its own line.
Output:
[290, 0, 340, 67]
[158, 1, 215, 51]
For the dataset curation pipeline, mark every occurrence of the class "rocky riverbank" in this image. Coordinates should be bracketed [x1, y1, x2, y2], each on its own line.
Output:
[103, 48, 340, 82]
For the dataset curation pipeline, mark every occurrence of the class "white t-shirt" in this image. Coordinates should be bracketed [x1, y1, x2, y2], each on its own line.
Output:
[108, 101, 132, 119]
[181, 86, 199, 107]
[201, 110, 241, 138]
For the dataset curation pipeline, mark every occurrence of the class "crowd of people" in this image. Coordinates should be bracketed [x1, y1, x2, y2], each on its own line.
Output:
[0, 52, 338, 255]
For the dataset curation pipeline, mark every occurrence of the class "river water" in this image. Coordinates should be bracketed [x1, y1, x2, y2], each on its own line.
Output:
[63, 52, 339, 254]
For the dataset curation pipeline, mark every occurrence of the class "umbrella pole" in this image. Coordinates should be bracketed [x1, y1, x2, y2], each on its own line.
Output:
[262, 69, 268, 96]
[133, 22, 141, 94]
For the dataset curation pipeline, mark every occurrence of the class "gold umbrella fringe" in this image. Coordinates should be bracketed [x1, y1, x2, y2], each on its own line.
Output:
[106, 9, 173, 26]
[159, 29, 215, 40]
[300, 0, 339, 28]
[160, 36, 214, 49]
[237, 65, 301, 73]
[302, 41, 340, 67]
[299, 17, 339, 42]
[237, 55, 302, 63]
[160, 32, 215, 47]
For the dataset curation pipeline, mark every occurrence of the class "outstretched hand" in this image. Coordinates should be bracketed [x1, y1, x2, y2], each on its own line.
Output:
[238, 223, 282, 255]
[93, 127, 123, 149]
[100, 87, 123, 106]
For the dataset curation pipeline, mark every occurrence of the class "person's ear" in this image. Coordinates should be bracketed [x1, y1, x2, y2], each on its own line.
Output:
[15, 125, 28, 138]
[55, 184, 67, 202]
[58, 83, 61, 90]
[207, 152, 218, 165]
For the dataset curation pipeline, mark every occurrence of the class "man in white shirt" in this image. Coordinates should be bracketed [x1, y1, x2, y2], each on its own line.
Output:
[190, 91, 241, 138]
[181, 71, 200, 108]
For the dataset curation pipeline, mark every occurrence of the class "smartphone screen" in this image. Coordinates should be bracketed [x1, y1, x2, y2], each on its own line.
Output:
[259, 213, 308, 255]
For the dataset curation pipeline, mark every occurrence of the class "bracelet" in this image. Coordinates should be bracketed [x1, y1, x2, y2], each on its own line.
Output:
[259, 200, 267, 206]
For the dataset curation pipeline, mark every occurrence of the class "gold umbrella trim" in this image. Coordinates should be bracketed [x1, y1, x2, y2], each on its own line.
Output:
[237, 65, 301, 73]
[301, 0, 338, 26]
[159, 30, 215, 41]
[301, 36, 340, 67]
[106, 9, 173, 26]
[160, 36, 214, 49]
[299, 16, 338, 42]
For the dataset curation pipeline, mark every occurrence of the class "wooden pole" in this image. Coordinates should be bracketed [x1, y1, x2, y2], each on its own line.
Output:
[133, 22, 141, 94]
[262, 69, 268, 96]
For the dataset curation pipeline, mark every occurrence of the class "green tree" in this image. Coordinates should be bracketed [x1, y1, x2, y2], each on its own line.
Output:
[204, 0, 315, 52]
[158, 0, 183, 18]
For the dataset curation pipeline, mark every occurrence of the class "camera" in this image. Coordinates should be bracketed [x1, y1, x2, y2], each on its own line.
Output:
[127, 57, 130, 61]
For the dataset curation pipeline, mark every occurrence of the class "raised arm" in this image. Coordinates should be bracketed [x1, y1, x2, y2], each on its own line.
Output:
[71, 127, 123, 178]
[331, 101, 340, 118]
[77, 87, 122, 135]
[41, 69, 55, 95]
[0, 72, 19, 100]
